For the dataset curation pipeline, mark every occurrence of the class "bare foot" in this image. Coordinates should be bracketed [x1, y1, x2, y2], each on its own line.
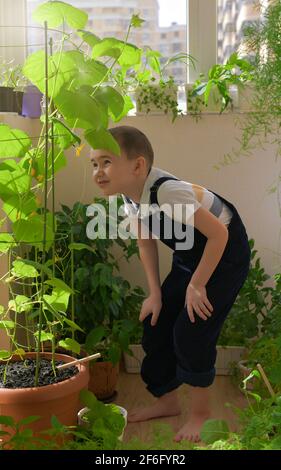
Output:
[174, 412, 210, 443]
[128, 391, 181, 423]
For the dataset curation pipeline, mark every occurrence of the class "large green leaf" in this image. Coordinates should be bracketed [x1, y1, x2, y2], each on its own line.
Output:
[92, 38, 142, 67]
[13, 213, 54, 251]
[45, 277, 73, 294]
[66, 51, 108, 88]
[33, 1, 88, 29]
[85, 128, 120, 155]
[23, 51, 75, 98]
[114, 95, 134, 122]
[0, 233, 16, 253]
[95, 87, 125, 120]
[54, 88, 106, 129]
[200, 419, 230, 444]
[0, 124, 31, 158]
[52, 118, 81, 150]
[8, 295, 32, 313]
[44, 287, 70, 313]
[77, 30, 101, 48]
[0, 169, 31, 202]
[34, 331, 54, 342]
[0, 320, 15, 329]
[11, 260, 39, 278]
[58, 338, 80, 354]
[2, 192, 37, 222]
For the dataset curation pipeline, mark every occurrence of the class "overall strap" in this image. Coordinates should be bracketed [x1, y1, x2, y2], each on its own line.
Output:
[149, 177, 179, 206]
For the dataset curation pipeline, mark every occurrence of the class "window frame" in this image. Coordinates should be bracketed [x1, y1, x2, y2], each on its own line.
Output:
[1, 0, 219, 85]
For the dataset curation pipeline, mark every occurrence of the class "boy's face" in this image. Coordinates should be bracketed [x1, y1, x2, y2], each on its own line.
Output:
[91, 147, 138, 196]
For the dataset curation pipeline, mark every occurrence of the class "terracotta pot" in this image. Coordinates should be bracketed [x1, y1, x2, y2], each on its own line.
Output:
[0, 352, 89, 438]
[88, 361, 119, 400]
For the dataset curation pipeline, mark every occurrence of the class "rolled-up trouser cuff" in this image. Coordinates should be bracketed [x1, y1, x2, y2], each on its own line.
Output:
[176, 364, 216, 388]
[146, 377, 183, 398]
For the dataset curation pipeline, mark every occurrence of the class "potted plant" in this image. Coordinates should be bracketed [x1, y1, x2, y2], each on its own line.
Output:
[77, 390, 127, 443]
[130, 48, 195, 122]
[188, 52, 254, 116]
[0, 60, 26, 114]
[215, 239, 272, 375]
[45, 199, 144, 399]
[0, 0, 148, 437]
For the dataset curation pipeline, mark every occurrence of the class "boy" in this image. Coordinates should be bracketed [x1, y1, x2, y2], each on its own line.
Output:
[90, 125, 250, 442]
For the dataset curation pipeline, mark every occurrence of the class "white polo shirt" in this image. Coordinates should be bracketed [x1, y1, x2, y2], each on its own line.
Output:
[121, 166, 233, 227]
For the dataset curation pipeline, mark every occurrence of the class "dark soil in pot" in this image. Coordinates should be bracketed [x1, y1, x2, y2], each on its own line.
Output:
[0, 358, 78, 388]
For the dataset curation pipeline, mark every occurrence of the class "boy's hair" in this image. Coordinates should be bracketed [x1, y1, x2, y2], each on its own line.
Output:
[108, 126, 154, 169]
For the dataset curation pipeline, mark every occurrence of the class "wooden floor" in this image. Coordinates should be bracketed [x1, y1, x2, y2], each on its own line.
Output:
[114, 369, 246, 445]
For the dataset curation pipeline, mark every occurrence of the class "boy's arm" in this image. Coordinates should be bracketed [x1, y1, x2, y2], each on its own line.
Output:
[185, 206, 229, 323]
[136, 220, 162, 326]
[191, 206, 229, 287]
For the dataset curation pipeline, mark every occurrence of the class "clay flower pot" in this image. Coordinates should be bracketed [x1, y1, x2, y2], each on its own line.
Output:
[0, 352, 89, 438]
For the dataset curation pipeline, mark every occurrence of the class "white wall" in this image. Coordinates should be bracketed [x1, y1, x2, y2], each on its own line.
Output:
[0, 112, 279, 306]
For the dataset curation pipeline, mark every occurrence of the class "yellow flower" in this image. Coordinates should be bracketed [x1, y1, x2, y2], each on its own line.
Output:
[76, 143, 85, 157]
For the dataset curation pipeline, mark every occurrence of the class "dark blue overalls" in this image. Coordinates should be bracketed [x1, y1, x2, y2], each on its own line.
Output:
[138, 177, 251, 397]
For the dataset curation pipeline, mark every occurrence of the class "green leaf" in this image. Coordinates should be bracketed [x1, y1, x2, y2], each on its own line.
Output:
[11, 260, 39, 278]
[114, 95, 134, 122]
[34, 331, 54, 343]
[2, 192, 37, 223]
[0, 124, 31, 158]
[80, 389, 98, 409]
[77, 29, 101, 48]
[44, 287, 70, 313]
[0, 350, 11, 359]
[0, 305, 4, 315]
[0, 320, 15, 329]
[85, 326, 106, 351]
[8, 295, 32, 313]
[68, 242, 96, 254]
[18, 416, 40, 426]
[131, 14, 145, 28]
[33, 1, 88, 29]
[0, 233, 16, 253]
[45, 278, 73, 294]
[200, 419, 230, 444]
[54, 89, 105, 129]
[50, 415, 64, 430]
[95, 86, 125, 120]
[0, 168, 31, 201]
[58, 338, 81, 354]
[23, 51, 75, 98]
[66, 51, 108, 88]
[52, 118, 81, 150]
[63, 317, 84, 333]
[85, 128, 120, 155]
[0, 416, 15, 427]
[13, 213, 54, 251]
[92, 38, 141, 67]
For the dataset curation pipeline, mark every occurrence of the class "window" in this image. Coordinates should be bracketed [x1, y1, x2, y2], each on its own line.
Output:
[25, 0, 187, 84]
[217, 0, 263, 64]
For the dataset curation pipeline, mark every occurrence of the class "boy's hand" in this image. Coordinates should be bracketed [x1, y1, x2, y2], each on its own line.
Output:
[185, 282, 213, 323]
[139, 292, 162, 326]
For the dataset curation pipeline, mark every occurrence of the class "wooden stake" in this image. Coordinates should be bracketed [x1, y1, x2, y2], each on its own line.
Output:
[57, 352, 101, 370]
[257, 363, 275, 398]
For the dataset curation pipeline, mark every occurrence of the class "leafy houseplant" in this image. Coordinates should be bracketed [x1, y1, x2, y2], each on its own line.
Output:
[215, 239, 272, 375]
[129, 49, 195, 122]
[0, 0, 152, 434]
[188, 52, 254, 116]
[0, 60, 27, 113]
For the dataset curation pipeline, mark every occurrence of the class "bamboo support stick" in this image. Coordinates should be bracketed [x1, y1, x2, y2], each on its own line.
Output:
[256, 363, 275, 398]
[57, 353, 101, 370]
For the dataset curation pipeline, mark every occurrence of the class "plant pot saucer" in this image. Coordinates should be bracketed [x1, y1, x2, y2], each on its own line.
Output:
[99, 390, 118, 404]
